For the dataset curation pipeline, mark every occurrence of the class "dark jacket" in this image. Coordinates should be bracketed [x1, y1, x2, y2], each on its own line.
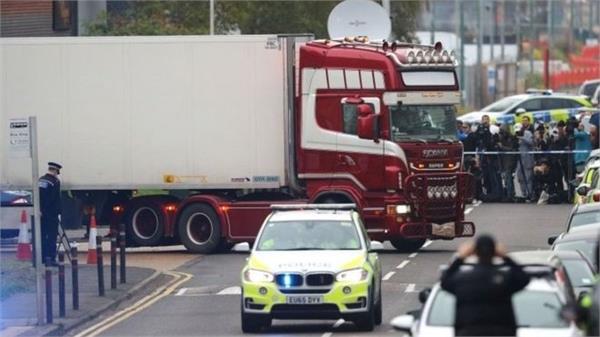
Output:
[38, 173, 61, 217]
[497, 130, 518, 172]
[440, 256, 530, 336]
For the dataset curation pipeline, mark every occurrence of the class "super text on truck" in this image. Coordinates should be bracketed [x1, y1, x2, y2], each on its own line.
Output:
[0, 35, 475, 253]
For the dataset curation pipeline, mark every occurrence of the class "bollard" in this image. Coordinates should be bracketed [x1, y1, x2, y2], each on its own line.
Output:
[119, 223, 126, 284]
[71, 246, 79, 310]
[110, 236, 117, 289]
[96, 236, 105, 296]
[31, 215, 36, 267]
[45, 258, 53, 324]
[58, 251, 66, 317]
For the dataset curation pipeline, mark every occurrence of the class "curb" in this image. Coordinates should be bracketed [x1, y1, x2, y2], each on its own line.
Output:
[16, 270, 166, 337]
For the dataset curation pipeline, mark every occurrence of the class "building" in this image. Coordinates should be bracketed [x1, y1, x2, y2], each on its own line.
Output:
[1, 0, 106, 37]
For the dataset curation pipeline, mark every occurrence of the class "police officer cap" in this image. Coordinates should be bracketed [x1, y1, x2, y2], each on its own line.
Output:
[48, 162, 62, 171]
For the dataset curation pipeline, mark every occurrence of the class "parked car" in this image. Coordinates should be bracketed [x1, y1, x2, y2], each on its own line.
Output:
[563, 203, 600, 232]
[509, 250, 596, 297]
[574, 159, 600, 204]
[458, 91, 591, 125]
[391, 277, 581, 337]
[0, 190, 32, 238]
[578, 79, 600, 99]
[550, 225, 600, 273]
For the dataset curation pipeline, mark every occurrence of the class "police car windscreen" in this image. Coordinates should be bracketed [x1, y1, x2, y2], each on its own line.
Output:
[481, 96, 522, 113]
[257, 221, 361, 251]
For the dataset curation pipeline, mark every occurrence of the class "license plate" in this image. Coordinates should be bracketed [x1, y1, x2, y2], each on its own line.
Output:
[286, 296, 323, 304]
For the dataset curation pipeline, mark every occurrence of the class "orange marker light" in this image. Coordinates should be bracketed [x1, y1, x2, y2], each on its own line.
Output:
[164, 205, 177, 212]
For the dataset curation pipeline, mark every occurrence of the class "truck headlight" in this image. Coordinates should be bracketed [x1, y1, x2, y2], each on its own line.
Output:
[336, 268, 368, 282]
[395, 205, 410, 214]
[243, 269, 274, 283]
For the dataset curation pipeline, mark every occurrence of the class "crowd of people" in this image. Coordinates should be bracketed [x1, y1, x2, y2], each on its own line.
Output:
[457, 113, 599, 204]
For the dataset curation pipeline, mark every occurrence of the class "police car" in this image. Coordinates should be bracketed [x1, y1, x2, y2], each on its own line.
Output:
[458, 91, 591, 126]
[240, 204, 382, 333]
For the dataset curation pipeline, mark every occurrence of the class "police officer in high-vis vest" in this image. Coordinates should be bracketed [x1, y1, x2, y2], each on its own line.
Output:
[38, 162, 62, 266]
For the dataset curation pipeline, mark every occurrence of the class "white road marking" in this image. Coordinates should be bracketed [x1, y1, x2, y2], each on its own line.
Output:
[464, 207, 473, 215]
[423, 240, 433, 248]
[322, 333, 332, 337]
[74, 271, 192, 337]
[408, 252, 418, 258]
[396, 260, 410, 269]
[383, 271, 395, 281]
[216, 286, 241, 295]
[405, 283, 416, 293]
[333, 319, 345, 328]
[175, 288, 187, 296]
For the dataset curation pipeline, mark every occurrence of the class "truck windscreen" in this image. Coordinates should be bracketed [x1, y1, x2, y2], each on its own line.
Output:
[389, 104, 457, 142]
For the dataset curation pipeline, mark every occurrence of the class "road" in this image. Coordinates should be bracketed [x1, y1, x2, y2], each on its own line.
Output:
[70, 203, 572, 336]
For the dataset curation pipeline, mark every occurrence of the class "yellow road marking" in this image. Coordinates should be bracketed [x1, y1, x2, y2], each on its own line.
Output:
[73, 271, 193, 337]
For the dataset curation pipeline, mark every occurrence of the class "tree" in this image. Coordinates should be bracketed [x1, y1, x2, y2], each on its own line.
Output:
[85, 0, 420, 42]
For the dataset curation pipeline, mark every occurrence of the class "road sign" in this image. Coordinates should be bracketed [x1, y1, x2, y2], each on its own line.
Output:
[8, 118, 31, 158]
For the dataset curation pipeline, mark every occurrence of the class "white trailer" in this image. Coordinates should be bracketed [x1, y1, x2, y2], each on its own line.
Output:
[1, 35, 290, 191]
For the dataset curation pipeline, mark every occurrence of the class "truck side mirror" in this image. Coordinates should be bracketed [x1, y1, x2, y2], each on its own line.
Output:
[547, 235, 557, 245]
[357, 104, 378, 141]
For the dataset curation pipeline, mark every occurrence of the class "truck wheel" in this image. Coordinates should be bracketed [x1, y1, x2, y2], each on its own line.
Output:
[126, 203, 165, 246]
[178, 204, 221, 254]
[390, 238, 426, 253]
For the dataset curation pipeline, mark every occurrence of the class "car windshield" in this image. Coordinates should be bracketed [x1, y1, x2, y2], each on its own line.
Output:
[583, 82, 600, 97]
[481, 96, 523, 113]
[562, 260, 595, 288]
[389, 104, 456, 142]
[554, 240, 598, 268]
[256, 220, 361, 251]
[428, 289, 568, 328]
[569, 212, 600, 228]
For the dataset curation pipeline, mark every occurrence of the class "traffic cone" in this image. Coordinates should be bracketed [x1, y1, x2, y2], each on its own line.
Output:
[87, 214, 98, 264]
[16, 210, 32, 261]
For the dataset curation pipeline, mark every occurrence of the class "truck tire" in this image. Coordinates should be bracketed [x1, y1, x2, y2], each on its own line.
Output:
[178, 203, 221, 254]
[126, 203, 165, 246]
[390, 238, 426, 253]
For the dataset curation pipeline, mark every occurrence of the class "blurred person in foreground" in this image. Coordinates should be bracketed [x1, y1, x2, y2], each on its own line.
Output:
[441, 235, 530, 336]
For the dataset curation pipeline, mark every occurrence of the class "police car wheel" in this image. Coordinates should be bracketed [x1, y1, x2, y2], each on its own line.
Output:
[177, 203, 221, 254]
[374, 283, 382, 325]
[126, 203, 165, 246]
[354, 287, 375, 331]
[389, 238, 426, 253]
[240, 296, 269, 333]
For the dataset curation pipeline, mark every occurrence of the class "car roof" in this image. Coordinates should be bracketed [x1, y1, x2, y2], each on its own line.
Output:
[432, 277, 560, 293]
[268, 209, 355, 222]
[582, 79, 600, 85]
[573, 202, 600, 213]
[558, 226, 600, 242]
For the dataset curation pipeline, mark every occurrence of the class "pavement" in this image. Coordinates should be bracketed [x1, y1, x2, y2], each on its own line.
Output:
[64, 202, 572, 337]
[0, 234, 199, 337]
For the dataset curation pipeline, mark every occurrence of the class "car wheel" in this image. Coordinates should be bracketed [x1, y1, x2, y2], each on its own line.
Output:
[354, 287, 375, 331]
[240, 296, 269, 333]
[390, 238, 426, 253]
[374, 283, 382, 325]
[177, 203, 221, 254]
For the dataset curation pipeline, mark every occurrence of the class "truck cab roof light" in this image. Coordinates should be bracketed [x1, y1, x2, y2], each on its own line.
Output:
[424, 51, 432, 63]
[432, 51, 440, 63]
[416, 50, 424, 64]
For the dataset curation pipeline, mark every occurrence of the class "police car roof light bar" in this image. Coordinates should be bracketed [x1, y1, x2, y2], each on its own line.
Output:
[270, 203, 357, 211]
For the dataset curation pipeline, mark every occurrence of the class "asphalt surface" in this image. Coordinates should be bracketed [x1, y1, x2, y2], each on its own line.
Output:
[69, 202, 572, 337]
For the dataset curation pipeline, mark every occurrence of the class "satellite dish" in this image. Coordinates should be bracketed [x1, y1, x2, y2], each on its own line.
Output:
[327, 0, 391, 41]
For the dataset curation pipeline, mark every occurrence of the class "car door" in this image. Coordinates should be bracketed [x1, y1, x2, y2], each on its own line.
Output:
[515, 98, 543, 123]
